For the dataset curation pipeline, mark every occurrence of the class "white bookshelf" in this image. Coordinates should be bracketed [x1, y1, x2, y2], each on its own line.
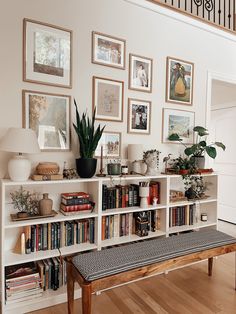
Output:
[0, 173, 218, 313]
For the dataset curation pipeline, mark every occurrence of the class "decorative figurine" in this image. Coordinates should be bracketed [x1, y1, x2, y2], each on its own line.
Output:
[163, 153, 172, 174]
[143, 149, 160, 176]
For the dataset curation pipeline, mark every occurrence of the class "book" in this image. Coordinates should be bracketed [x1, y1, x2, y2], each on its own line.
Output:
[60, 203, 92, 212]
[61, 192, 90, 200]
[31, 174, 63, 181]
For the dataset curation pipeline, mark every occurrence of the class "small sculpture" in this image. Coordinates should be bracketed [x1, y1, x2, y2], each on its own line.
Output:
[163, 153, 172, 174]
[143, 149, 160, 176]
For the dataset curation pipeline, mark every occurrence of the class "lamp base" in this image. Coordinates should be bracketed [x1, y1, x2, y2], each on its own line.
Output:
[8, 154, 31, 181]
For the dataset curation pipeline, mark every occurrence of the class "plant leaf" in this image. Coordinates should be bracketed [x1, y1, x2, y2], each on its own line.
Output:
[206, 146, 217, 159]
[199, 141, 206, 147]
[168, 133, 182, 141]
[215, 142, 226, 151]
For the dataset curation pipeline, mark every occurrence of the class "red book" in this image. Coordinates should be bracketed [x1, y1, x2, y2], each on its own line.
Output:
[61, 192, 89, 200]
[60, 203, 92, 212]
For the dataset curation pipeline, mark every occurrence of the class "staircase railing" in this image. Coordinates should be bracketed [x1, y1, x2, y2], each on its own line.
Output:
[149, 0, 235, 32]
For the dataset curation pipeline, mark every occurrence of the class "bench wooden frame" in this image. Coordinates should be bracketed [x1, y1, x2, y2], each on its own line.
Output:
[66, 243, 236, 314]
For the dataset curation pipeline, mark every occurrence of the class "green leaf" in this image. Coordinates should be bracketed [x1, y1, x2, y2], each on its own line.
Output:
[168, 133, 182, 141]
[206, 146, 217, 159]
[215, 142, 226, 151]
[184, 147, 194, 156]
[199, 141, 206, 147]
[193, 126, 209, 137]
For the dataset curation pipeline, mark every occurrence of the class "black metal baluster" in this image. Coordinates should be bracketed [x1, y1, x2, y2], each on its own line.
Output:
[228, 0, 231, 29]
[213, 0, 215, 22]
[233, 0, 235, 30]
[185, 0, 187, 11]
[203, 0, 205, 18]
[191, 0, 193, 13]
[178, 0, 180, 8]
[224, 0, 226, 26]
[219, 0, 221, 25]
[171, 0, 174, 6]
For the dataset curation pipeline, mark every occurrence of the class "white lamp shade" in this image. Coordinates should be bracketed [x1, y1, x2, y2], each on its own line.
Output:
[128, 144, 143, 161]
[0, 128, 40, 154]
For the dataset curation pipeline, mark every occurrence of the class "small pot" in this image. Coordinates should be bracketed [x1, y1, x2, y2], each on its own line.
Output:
[179, 169, 189, 175]
[107, 163, 121, 175]
[17, 211, 28, 218]
[76, 158, 97, 178]
[193, 156, 205, 169]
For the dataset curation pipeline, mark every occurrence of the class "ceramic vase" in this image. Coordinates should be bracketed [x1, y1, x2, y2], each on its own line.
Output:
[39, 193, 53, 216]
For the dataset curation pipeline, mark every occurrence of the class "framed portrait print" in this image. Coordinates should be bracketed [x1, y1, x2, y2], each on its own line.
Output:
[22, 90, 71, 151]
[166, 57, 194, 105]
[92, 31, 126, 69]
[129, 54, 153, 93]
[95, 131, 121, 158]
[93, 76, 124, 122]
[128, 98, 151, 135]
[23, 18, 72, 88]
[162, 108, 195, 144]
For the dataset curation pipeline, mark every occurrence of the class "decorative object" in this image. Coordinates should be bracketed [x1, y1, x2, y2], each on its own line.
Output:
[128, 98, 151, 135]
[96, 146, 106, 177]
[162, 108, 195, 144]
[0, 128, 40, 181]
[10, 186, 39, 218]
[169, 190, 187, 203]
[129, 54, 153, 93]
[163, 154, 172, 174]
[127, 144, 143, 174]
[63, 162, 78, 179]
[183, 175, 207, 200]
[23, 90, 71, 151]
[201, 213, 208, 222]
[152, 197, 158, 206]
[134, 211, 149, 237]
[168, 126, 226, 168]
[73, 100, 105, 178]
[107, 161, 121, 175]
[139, 186, 149, 208]
[23, 18, 72, 88]
[39, 193, 53, 216]
[32, 174, 63, 181]
[166, 56, 194, 105]
[92, 31, 125, 69]
[95, 131, 121, 158]
[10, 210, 57, 222]
[143, 149, 160, 176]
[36, 162, 59, 175]
[93, 76, 124, 122]
[121, 165, 128, 175]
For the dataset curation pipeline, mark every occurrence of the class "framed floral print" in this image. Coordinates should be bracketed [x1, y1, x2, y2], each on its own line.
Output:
[23, 18, 72, 88]
[92, 31, 126, 69]
[22, 90, 71, 151]
[128, 98, 151, 135]
[162, 108, 195, 144]
[166, 57, 194, 105]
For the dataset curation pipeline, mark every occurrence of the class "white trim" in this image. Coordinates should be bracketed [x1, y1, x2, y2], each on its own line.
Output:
[124, 0, 236, 43]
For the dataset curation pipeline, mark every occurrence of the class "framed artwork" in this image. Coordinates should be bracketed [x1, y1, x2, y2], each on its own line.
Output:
[166, 57, 194, 105]
[95, 131, 121, 158]
[22, 90, 71, 151]
[128, 98, 151, 135]
[92, 31, 126, 69]
[93, 76, 124, 122]
[162, 108, 195, 144]
[129, 54, 153, 93]
[23, 18, 72, 88]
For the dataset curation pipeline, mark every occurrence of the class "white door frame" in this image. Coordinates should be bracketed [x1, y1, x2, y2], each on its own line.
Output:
[206, 71, 236, 129]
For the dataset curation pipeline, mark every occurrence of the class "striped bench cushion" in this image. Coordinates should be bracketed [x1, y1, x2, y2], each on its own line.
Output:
[72, 229, 236, 281]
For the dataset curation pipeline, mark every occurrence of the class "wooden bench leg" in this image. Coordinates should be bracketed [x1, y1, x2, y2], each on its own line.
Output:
[82, 283, 92, 314]
[208, 257, 213, 276]
[67, 263, 75, 314]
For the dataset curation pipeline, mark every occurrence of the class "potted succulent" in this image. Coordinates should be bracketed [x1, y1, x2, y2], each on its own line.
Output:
[73, 100, 105, 178]
[168, 126, 226, 168]
[171, 156, 196, 175]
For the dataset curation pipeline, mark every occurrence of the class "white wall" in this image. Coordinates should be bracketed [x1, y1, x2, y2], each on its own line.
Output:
[1, 0, 236, 178]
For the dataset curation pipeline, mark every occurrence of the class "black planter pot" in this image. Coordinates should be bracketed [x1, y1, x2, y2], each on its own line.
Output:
[76, 158, 97, 178]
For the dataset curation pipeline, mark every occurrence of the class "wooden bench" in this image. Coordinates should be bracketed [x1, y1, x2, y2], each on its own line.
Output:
[65, 230, 236, 314]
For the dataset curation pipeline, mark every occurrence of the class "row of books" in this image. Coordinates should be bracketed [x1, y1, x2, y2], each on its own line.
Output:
[60, 192, 94, 214]
[169, 205, 196, 227]
[5, 262, 43, 304]
[101, 210, 161, 240]
[36, 257, 66, 291]
[102, 181, 161, 211]
[22, 219, 95, 254]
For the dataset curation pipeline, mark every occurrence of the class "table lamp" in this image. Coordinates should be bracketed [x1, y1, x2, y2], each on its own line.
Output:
[128, 144, 143, 174]
[0, 128, 40, 181]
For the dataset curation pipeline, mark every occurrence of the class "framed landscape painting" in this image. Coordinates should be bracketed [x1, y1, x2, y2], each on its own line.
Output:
[129, 54, 153, 93]
[22, 90, 71, 151]
[166, 57, 194, 105]
[23, 18, 72, 88]
[128, 98, 151, 135]
[93, 76, 124, 122]
[92, 31, 126, 69]
[162, 108, 195, 144]
[95, 131, 121, 158]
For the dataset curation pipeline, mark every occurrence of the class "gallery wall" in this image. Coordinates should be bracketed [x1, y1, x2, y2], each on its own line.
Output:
[0, 0, 236, 178]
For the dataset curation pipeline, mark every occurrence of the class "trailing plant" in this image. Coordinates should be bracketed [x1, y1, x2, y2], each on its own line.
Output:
[182, 175, 207, 199]
[168, 126, 226, 159]
[172, 156, 196, 173]
[73, 100, 105, 158]
[10, 186, 39, 215]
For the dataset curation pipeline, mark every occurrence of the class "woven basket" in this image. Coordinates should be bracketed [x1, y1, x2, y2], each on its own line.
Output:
[36, 162, 59, 175]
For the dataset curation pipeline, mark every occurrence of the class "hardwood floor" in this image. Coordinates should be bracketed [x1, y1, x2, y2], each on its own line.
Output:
[30, 222, 236, 314]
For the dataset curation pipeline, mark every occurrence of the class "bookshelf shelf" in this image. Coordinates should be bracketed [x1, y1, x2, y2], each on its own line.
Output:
[0, 173, 218, 313]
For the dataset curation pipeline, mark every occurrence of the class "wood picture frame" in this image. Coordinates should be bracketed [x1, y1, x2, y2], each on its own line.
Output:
[162, 108, 195, 144]
[22, 90, 71, 151]
[95, 131, 121, 158]
[129, 54, 153, 93]
[128, 98, 151, 135]
[23, 18, 72, 88]
[166, 56, 194, 105]
[93, 76, 124, 122]
[92, 31, 126, 69]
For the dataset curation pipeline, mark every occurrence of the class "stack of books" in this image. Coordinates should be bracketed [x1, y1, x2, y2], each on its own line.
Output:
[60, 192, 94, 215]
[5, 262, 43, 304]
[169, 205, 195, 227]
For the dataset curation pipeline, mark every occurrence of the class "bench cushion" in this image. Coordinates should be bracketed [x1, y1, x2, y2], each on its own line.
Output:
[72, 229, 236, 281]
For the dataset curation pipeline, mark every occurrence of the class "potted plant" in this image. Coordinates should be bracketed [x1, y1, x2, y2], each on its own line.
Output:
[183, 175, 207, 200]
[73, 100, 105, 178]
[171, 156, 196, 175]
[168, 126, 226, 168]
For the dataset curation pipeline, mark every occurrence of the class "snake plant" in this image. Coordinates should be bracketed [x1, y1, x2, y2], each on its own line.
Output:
[73, 100, 105, 158]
